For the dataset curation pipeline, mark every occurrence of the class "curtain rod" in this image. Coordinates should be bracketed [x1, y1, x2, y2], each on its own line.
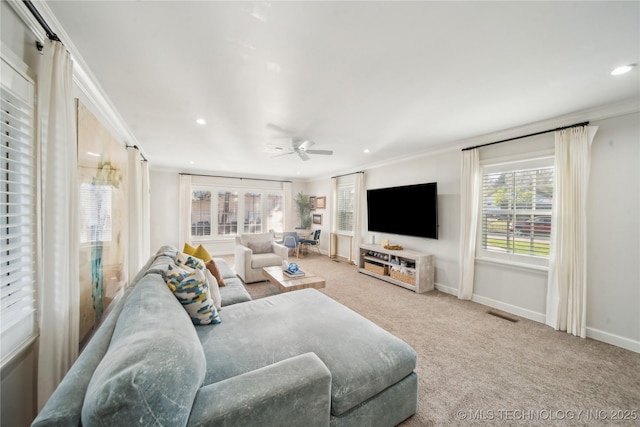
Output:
[331, 171, 364, 179]
[461, 121, 590, 152]
[23, 0, 61, 43]
[179, 173, 291, 183]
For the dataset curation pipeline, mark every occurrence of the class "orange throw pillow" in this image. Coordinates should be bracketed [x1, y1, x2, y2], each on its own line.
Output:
[206, 259, 225, 287]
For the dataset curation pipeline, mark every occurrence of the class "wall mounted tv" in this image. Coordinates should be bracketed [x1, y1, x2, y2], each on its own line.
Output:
[366, 182, 438, 239]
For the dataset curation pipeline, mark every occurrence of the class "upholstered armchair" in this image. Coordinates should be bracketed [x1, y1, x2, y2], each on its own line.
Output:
[234, 232, 288, 283]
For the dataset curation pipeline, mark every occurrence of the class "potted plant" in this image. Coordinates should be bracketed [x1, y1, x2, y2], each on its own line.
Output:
[295, 191, 312, 229]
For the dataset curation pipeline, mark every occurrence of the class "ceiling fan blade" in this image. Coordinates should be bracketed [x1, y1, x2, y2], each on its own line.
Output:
[266, 123, 291, 135]
[297, 150, 310, 161]
[298, 140, 315, 151]
[305, 149, 333, 155]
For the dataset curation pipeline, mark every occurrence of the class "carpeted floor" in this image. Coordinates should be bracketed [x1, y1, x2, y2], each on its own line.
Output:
[220, 254, 640, 426]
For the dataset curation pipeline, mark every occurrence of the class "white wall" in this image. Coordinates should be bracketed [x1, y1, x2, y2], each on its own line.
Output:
[364, 149, 461, 290]
[586, 113, 639, 348]
[149, 170, 181, 252]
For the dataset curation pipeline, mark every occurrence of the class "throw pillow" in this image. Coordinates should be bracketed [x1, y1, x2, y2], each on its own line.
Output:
[247, 240, 273, 254]
[204, 269, 222, 311]
[193, 244, 212, 262]
[176, 251, 206, 271]
[205, 259, 225, 287]
[165, 263, 221, 325]
[183, 242, 197, 255]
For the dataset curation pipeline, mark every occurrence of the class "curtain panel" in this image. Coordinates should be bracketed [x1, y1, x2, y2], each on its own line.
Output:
[36, 40, 79, 409]
[458, 148, 480, 300]
[546, 126, 597, 338]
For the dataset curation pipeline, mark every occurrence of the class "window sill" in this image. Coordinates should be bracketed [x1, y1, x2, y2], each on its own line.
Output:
[475, 256, 549, 273]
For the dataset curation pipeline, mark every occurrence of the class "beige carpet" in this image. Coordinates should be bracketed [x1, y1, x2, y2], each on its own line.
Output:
[220, 254, 640, 426]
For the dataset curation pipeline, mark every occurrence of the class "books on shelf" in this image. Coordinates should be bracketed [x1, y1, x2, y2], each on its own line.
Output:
[283, 269, 305, 278]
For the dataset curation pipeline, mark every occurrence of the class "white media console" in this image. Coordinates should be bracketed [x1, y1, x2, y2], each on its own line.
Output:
[358, 243, 434, 293]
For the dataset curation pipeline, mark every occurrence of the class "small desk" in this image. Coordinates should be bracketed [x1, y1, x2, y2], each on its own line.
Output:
[262, 266, 326, 293]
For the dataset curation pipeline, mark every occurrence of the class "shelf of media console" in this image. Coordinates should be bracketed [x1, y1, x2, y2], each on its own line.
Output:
[358, 243, 435, 293]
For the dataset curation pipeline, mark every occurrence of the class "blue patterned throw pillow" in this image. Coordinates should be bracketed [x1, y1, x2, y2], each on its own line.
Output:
[165, 263, 221, 325]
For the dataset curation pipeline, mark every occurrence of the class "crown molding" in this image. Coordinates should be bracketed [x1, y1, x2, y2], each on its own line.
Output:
[8, 0, 147, 159]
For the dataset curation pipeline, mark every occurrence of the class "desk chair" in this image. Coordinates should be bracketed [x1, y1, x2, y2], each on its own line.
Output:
[300, 229, 321, 255]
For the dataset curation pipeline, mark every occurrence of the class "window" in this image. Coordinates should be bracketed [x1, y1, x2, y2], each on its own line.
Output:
[217, 191, 238, 236]
[189, 182, 284, 239]
[80, 183, 113, 243]
[191, 190, 212, 236]
[243, 192, 262, 233]
[480, 157, 553, 264]
[266, 193, 283, 233]
[337, 185, 355, 235]
[1, 59, 37, 365]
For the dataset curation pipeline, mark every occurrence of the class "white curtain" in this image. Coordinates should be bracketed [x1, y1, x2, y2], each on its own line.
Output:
[179, 174, 192, 246]
[353, 172, 365, 265]
[127, 147, 144, 279]
[546, 126, 597, 338]
[141, 160, 151, 259]
[458, 148, 480, 300]
[36, 40, 79, 409]
[283, 181, 293, 231]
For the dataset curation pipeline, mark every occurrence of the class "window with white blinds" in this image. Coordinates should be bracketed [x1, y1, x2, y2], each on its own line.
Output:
[337, 185, 355, 235]
[1, 59, 37, 365]
[479, 157, 554, 264]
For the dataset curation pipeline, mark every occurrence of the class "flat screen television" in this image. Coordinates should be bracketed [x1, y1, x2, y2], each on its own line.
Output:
[366, 182, 438, 239]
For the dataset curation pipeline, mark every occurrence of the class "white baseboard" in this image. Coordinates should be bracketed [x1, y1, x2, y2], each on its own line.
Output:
[470, 294, 547, 323]
[586, 327, 640, 353]
[434, 283, 639, 354]
[435, 282, 457, 296]
[434, 283, 545, 324]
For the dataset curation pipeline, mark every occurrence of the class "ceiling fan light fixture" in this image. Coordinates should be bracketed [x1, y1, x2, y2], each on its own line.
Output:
[611, 64, 636, 76]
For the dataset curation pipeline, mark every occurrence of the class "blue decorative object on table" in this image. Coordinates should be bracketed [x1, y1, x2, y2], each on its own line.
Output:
[286, 263, 299, 274]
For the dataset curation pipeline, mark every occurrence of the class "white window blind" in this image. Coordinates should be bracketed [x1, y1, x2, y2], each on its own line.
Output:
[1, 59, 37, 366]
[337, 185, 355, 234]
[480, 157, 553, 261]
[191, 190, 212, 236]
[243, 192, 262, 233]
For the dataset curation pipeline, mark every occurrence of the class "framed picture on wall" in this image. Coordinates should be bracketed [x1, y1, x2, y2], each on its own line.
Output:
[310, 196, 316, 210]
[316, 196, 326, 209]
[313, 214, 322, 225]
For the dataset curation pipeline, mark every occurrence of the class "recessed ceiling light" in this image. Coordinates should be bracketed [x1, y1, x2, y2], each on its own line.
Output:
[611, 64, 636, 76]
[363, 149, 370, 154]
[190, 161, 195, 165]
[196, 118, 206, 125]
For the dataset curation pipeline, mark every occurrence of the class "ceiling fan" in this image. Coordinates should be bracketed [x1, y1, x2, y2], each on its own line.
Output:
[265, 123, 333, 161]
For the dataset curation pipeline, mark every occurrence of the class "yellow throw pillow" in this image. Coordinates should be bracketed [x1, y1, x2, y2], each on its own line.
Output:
[183, 242, 197, 255]
[193, 244, 212, 263]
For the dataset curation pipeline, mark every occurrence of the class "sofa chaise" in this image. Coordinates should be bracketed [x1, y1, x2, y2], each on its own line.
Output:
[32, 245, 418, 426]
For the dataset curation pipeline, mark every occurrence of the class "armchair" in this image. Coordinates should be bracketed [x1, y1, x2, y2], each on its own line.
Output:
[235, 232, 288, 283]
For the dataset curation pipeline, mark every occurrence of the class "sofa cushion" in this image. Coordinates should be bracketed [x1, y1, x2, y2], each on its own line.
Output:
[250, 253, 283, 269]
[247, 240, 272, 254]
[166, 263, 221, 325]
[82, 273, 206, 426]
[213, 257, 237, 280]
[196, 289, 416, 417]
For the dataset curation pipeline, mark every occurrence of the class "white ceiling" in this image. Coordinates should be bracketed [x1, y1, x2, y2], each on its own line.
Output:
[44, 1, 639, 180]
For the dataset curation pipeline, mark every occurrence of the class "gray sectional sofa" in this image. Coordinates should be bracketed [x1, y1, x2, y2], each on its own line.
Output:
[32, 246, 418, 426]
